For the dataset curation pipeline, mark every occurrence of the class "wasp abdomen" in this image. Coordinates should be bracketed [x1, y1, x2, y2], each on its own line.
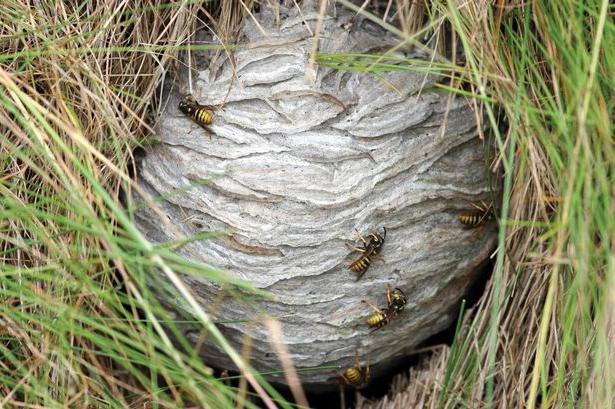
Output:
[458, 212, 484, 227]
[342, 368, 363, 386]
[341, 357, 370, 389]
[349, 256, 371, 273]
[194, 107, 214, 126]
[366, 310, 387, 328]
[459, 201, 494, 228]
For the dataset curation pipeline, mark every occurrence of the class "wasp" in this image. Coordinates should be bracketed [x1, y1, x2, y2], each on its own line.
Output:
[178, 95, 217, 137]
[458, 200, 494, 228]
[542, 195, 560, 215]
[345, 227, 386, 280]
[362, 286, 407, 330]
[340, 353, 370, 389]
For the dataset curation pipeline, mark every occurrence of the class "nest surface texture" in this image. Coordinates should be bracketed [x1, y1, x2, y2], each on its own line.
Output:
[136, 5, 496, 385]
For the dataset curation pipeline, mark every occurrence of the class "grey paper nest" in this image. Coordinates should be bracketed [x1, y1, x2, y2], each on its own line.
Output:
[135, 5, 497, 386]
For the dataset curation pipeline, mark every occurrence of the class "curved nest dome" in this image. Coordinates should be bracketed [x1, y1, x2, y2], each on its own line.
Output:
[135, 4, 497, 386]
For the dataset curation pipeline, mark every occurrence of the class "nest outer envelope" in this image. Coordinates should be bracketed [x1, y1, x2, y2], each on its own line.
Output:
[135, 5, 497, 386]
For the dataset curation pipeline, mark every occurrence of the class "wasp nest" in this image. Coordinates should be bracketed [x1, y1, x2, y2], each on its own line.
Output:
[136, 3, 497, 386]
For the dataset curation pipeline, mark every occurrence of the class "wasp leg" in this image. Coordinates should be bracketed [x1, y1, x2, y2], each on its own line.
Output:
[361, 300, 382, 314]
[386, 285, 392, 306]
[200, 104, 220, 111]
[470, 201, 485, 212]
[470, 200, 483, 211]
[471, 200, 493, 213]
[345, 243, 366, 253]
[354, 228, 368, 244]
[476, 212, 491, 225]
[476, 205, 494, 225]
[201, 126, 215, 139]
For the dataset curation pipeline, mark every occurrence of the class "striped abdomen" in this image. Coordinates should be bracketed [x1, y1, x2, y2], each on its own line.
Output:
[458, 211, 492, 227]
[349, 255, 371, 274]
[459, 201, 494, 227]
[178, 96, 215, 129]
[192, 107, 214, 126]
[342, 367, 365, 387]
[366, 310, 387, 328]
[458, 212, 483, 227]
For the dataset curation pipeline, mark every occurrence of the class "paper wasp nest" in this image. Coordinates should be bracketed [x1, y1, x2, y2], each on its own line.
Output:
[136, 3, 497, 386]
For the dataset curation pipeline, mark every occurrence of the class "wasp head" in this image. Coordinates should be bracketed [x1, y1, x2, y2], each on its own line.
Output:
[369, 227, 386, 250]
[178, 98, 194, 115]
[390, 288, 407, 312]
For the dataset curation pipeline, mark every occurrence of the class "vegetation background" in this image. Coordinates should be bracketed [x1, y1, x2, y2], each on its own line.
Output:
[0, 0, 612, 408]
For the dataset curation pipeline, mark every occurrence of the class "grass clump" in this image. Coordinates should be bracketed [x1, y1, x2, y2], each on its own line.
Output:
[441, 1, 613, 407]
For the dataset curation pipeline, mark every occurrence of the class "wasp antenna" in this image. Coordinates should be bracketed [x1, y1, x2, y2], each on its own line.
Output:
[361, 299, 381, 310]
[381, 226, 387, 238]
[394, 287, 405, 296]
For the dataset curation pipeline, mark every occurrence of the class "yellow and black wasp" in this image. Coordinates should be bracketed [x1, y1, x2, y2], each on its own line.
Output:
[340, 353, 370, 389]
[362, 286, 407, 331]
[458, 200, 495, 228]
[345, 227, 386, 280]
[178, 95, 217, 138]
